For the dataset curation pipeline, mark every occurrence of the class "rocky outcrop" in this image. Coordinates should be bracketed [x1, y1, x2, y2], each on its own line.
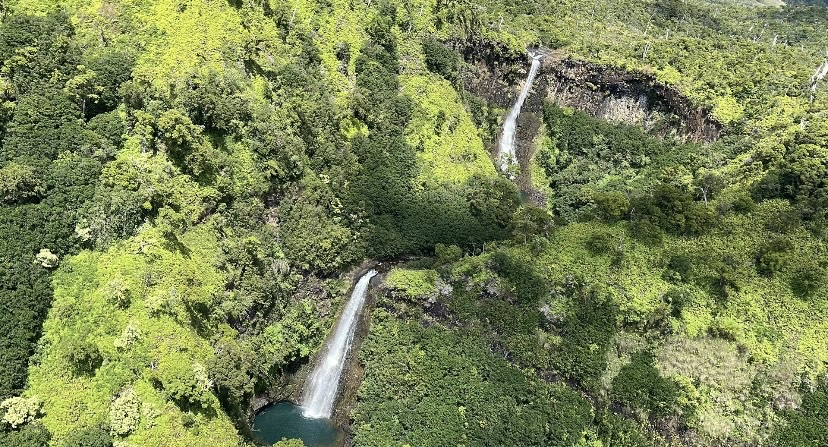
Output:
[542, 57, 721, 142]
[453, 38, 721, 201]
[456, 39, 721, 143]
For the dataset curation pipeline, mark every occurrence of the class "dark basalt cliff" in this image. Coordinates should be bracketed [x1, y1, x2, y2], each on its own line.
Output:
[452, 39, 722, 196]
[543, 58, 722, 142]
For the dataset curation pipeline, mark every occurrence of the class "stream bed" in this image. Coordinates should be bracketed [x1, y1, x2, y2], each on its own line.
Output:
[252, 402, 344, 447]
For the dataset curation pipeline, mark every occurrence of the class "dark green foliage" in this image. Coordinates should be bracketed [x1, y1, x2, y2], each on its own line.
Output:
[586, 231, 616, 255]
[80, 49, 134, 118]
[755, 238, 793, 277]
[0, 11, 123, 399]
[628, 219, 664, 246]
[511, 205, 555, 241]
[771, 383, 828, 447]
[446, 253, 551, 367]
[178, 71, 251, 133]
[59, 426, 112, 447]
[596, 411, 664, 447]
[353, 309, 593, 447]
[489, 251, 549, 305]
[348, 36, 518, 261]
[466, 175, 521, 231]
[208, 338, 255, 418]
[593, 190, 630, 222]
[421, 38, 460, 83]
[0, 422, 51, 447]
[2, 92, 84, 163]
[666, 254, 693, 282]
[790, 262, 826, 299]
[539, 104, 707, 222]
[550, 287, 617, 390]
[610, 351, 682, 419]
[662, 288, 688, 320]
[634, 184, 716, 236]
[711, 256, 743, 300]
[434, 243, 462, 265]
[64, 339, 103, 376]
[278, 185, 363, 275]
[0, 11, 79, 95]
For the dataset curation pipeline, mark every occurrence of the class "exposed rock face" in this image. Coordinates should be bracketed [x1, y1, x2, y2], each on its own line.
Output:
[454, 38, 722, 197]
[543, 58, 722, 142]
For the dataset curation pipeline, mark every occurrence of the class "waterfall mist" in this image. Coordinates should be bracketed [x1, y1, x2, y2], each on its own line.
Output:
[302, 270, 378, 419]
[498, 54, 543, 173]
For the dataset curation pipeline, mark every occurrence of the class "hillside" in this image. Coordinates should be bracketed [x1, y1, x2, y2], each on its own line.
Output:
[0, 0, 826, 446]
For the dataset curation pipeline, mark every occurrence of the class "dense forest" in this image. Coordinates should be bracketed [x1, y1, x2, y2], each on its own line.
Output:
[0, 0, 826, 446]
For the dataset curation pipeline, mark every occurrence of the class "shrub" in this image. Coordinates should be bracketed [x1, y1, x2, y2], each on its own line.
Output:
[60, 425, 112, 447]
[629, 219, 664, 246]
[771, 383, 828, 447]
[711, 257, 743, 300]
[593, 191, 630, 222]
[421, 38, 460, 83]
[611, 351, 682, 419]
[790, 263, 825, 298]
[385, 269, 438, 299]
[586, 231, 615, 255]
[666, 255, 693, 282]
[64, 339, 103, 376]
[755, 238, 793, 277]
[551, 291, 617, 390]
[434, 243, 462, 265]
[0, 422, 50, 447]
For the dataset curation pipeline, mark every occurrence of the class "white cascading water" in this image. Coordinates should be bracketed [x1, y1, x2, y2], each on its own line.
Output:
[302, 269, 378, 419]
[498, 53, 543, 173]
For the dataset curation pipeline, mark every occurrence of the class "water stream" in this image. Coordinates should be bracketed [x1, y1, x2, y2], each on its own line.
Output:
[498, 53, 543, 173]
[301, 269, 378, 419]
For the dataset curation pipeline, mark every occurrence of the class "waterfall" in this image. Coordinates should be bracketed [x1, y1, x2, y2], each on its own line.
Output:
[498, 53, 543, 173]
[302, 270, 378, 419]
[810, 59, 828, 99]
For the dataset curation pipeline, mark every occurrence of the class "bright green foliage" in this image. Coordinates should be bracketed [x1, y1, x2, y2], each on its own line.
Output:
[385, 268, 438, 298]
[274, 439, 305, 447]
[1, 1, 828, 446]
[25, 226, 241, 446]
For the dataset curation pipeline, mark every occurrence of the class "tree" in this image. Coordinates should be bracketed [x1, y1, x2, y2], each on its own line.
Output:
[63, 339, 102, 376]
[422, 38, 460, 83]
[0, 396, 41, 429]
[60, 425, 112, 447]
[0, 422, 50, 447]
[435, 243, 462, 265]
[592, 190, 630, 222]
[152, 361, 214, 410]
[511, 206, 554, 241]
[610, 351, 682, 419]
[108, 388, 140, 436]
[0, 162, 43, 203]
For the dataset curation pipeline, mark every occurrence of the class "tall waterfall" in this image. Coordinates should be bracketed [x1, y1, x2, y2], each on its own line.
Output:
[302, 270, 378, 419]
[498, 53, 543, 173]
